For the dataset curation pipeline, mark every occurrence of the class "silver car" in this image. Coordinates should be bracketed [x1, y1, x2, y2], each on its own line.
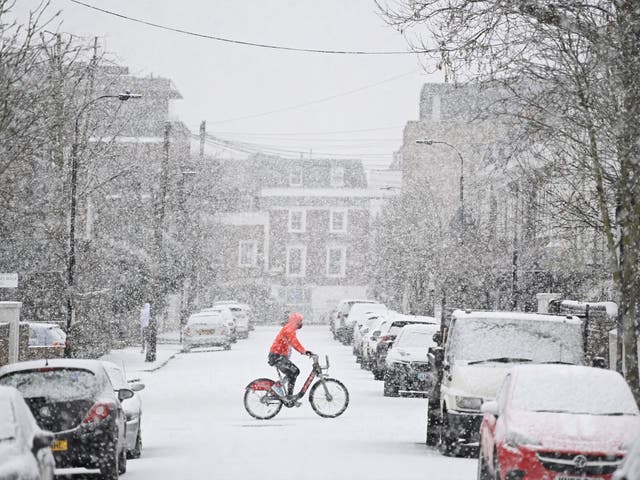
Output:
[102, 361, 145, 459]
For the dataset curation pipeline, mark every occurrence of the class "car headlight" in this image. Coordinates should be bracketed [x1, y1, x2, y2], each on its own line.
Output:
[505, 430, 541, 449]
[455, 396, 483, 410]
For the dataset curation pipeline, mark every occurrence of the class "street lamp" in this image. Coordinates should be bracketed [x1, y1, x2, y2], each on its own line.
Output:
[416, 139, 465, 223]
[66, 92, 142, 333]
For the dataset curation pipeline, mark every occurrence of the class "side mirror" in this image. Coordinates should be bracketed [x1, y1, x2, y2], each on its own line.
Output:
[32, 431, 54, 452]
[118, 388, 135, 401]
[128, 382, 145, 392]
[592, 357, 606, 369]
[481, 400, 499, 417]
[432, 331, 443, 345]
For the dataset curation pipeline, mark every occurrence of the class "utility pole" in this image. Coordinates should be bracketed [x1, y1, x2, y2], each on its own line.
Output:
[199, 121, 206, 158]
[147, 121, 171, 362]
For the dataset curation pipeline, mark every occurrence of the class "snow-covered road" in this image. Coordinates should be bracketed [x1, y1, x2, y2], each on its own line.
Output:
[122, 325, 475, 480]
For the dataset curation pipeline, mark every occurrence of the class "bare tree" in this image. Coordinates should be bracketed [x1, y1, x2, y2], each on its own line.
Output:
[377, 0, 640, 400]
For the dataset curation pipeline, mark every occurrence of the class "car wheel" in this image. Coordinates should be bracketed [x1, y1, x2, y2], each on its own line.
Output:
[438, 410, 458, 457]
[99, 444, 119, 480]
[128, 428, 142, 459]
[224, 343, 231, 350]
[383, 375, 399, 397]
[182, 344, 191, 353]
[373, 367, 384, 381]
[118, 446, 127, 474]
[477, 444, 491, 480]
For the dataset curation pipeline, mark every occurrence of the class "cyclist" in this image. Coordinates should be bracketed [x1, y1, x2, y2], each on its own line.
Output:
[268, 311, 314, 401]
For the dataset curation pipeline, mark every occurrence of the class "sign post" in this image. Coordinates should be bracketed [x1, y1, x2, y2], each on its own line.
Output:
[0, 302, 22, 364]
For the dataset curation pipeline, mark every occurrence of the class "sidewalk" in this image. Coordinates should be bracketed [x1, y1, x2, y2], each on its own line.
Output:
[100, 333, 183, 373]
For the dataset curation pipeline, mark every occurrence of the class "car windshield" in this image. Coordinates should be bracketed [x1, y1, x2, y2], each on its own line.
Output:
[188, 315, 221, 326]
[447, 318, 584, 364]
[389, 321, 425, 336]
[511, 370, 640, 415]
[396, 329, 436, 348]
[46, 327, 66, 345]
[0, 398, 16, 441]
[0, 368, 99, 400]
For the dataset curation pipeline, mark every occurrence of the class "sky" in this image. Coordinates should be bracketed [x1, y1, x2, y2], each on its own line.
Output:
[12, 1, 443, 169]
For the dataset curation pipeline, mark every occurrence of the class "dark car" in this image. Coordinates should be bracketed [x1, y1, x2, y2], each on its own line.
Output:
[0, 385, 55, 480]
[0, 359, 134, 480]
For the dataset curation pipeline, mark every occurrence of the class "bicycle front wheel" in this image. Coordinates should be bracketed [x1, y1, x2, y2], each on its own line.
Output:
[309, 378, 349, 418]
[244, 387, 283, 420]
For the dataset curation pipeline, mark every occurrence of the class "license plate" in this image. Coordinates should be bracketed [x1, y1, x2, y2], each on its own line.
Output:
[557, 477, 601, 480]
[51, 439, 68, 451]
[199, 329, 215, 335]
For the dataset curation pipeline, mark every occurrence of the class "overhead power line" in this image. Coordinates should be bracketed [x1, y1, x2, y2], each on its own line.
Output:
[208, 70, 420, 124]
[69, 0, 426, 55]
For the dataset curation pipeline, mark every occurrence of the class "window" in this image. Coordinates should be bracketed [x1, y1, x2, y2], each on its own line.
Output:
[286, 245, 307, 277]
[238, 240, 257, 267]
[288, 209, 306, 233]
[330, 209, 347, 233]
[326, 246, 346, 277]
[289, 168, 302, 187]
[330, 166, 345, 187]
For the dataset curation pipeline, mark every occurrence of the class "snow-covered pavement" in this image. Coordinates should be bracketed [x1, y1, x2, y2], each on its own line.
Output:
[117, 325, 475, 480]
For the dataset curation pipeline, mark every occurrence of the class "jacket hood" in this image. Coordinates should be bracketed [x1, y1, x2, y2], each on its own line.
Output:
[288, 312, 303, 328]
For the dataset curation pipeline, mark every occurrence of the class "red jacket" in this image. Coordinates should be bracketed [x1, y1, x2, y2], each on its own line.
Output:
[270, 312, 307, 358]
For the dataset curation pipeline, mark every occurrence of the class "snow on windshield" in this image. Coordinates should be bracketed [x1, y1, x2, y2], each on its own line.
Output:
[0, 369, 98, 400]
[0, 398, 16, 440]
[397, 329, 435, 348]
[447, 318, 584, 364]
[512, 369, 639, 415]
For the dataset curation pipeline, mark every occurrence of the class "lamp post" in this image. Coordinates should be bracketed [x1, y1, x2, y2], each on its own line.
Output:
[66, 92, 142, 334]
[416, 139, 465, 223]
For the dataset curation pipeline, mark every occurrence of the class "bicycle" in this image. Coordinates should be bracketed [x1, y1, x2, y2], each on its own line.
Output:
[243, 354, 349, 419]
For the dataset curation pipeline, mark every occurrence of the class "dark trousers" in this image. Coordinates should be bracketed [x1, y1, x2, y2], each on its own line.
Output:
[268, 353, 300, 395]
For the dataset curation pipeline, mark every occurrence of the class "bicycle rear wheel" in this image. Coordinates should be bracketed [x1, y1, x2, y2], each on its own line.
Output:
[244, 381, 283, 420]
[308, 378, 349, 418]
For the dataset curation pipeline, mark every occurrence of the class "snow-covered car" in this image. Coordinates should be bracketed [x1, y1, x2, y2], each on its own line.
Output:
[428, 309, 585, 455]
[351, 303, 388, 358]
[371, 313, 437, 381]
[361, 315, 388, 370]
[333, 299, 380, 344]
[615, 433, 640, 480]
[182, 312, 232, 352]
[479, 365, 639, 480]
[0, 359, 133, 479]
[383, 323, 441, 397]
[28, 323, 66, 348]
[199, 306, 237, 342]
[0, 385, 55, 480]
[213, 301, 256, 331]
[102, 361, 145, 459]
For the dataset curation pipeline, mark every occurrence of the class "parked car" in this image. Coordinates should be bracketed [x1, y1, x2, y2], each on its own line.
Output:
[200, 306, 237, 342]
[102, 361, 145, 459]
[28, 323, 66, 348]
[213, 301, 256, 331]
[427, 309, 585, 455]
[479, 365, 639, 480]
[371, 314, 437, 381]
[361, 315, 387, 370]
[351, 303, 388, 357]
[224, 304, 252, 339]
[0, 385, 55, 480]
[0, 359, 133, 480]
[182, 312, 232, 352]
[333, 299, 380, 344]
[614, 433, 640, 480]
[383, 323, 441, 397]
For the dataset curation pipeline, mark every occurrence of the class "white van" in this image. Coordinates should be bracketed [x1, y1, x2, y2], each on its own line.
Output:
[427, 309, 585, 455]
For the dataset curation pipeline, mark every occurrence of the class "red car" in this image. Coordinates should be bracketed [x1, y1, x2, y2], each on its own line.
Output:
[478, 364, 640, 480]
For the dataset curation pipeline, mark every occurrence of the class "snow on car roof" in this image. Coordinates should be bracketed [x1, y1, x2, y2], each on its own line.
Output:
[28, 322, 61, 328]
[398, 323, 440, 333]
[0, 358, 106, 375]
[452, 309, 582, 325]
[390, 312, 438, 324]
